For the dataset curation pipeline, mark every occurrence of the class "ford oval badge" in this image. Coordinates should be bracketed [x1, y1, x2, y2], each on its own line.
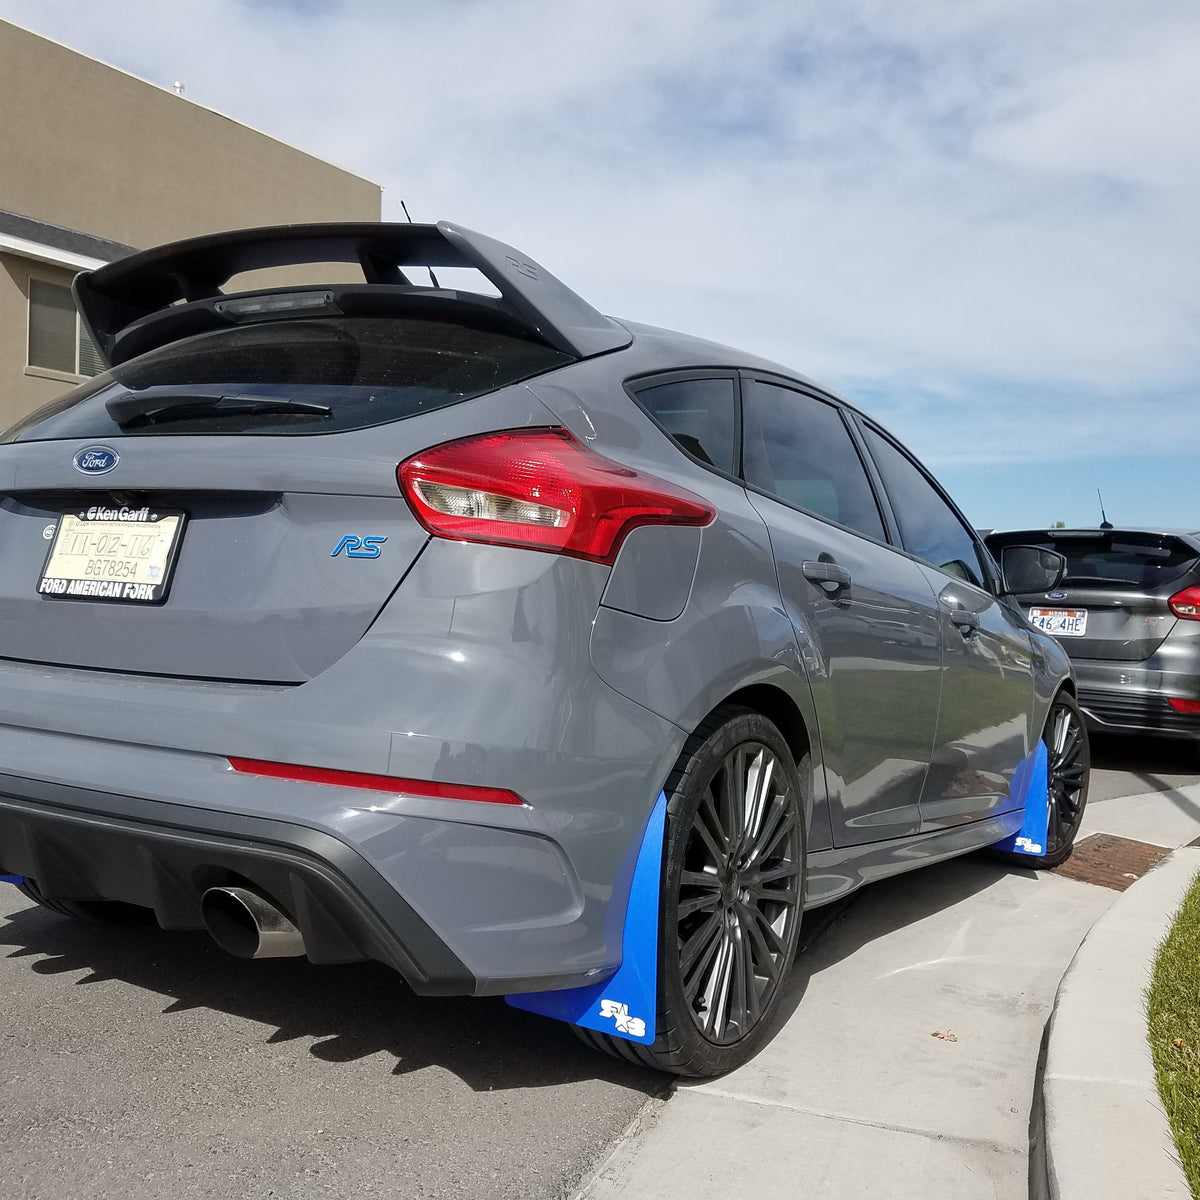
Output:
[1046, 590, 1067, 600]
[73, 446, 119, 475]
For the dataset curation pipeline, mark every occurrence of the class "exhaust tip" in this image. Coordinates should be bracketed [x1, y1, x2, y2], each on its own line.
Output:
[201, 886, 305, 959]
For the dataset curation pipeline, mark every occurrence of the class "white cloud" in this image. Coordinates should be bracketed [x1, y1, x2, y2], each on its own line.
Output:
[2, 0, 1197, 481]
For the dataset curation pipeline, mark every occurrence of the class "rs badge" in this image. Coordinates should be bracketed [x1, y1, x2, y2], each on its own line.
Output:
[331, 535, 387, 559]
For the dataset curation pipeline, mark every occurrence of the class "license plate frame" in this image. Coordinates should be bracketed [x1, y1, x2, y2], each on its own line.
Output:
[38, 507, 187, 604]
[1028, 606, 1088, 637]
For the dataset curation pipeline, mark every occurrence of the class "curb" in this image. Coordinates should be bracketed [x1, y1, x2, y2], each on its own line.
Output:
[1038, 847, 1200, 1200]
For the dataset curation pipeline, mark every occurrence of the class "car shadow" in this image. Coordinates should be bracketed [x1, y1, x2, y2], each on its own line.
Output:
[1090, 732, 1200, 827]
[1091, 732, 1200, 777]
[0, 897, 670, 1096]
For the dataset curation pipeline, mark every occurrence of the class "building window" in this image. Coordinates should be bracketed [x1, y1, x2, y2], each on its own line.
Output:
[28, 278, 103, 377]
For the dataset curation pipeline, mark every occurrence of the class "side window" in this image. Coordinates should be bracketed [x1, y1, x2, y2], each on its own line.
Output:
[742, 380, 886, 541]
[632, 377, 736, 474]
[862, 425, 987, 587]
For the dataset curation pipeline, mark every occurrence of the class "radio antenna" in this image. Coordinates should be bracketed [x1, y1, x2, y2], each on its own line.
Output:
[399, 200, 440, 288]
[1097, 489, 1113, 530]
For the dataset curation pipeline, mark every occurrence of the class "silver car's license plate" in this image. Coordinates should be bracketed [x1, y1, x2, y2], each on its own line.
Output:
[38, 507, 186, 604]
[1028, 606, 1088, 637]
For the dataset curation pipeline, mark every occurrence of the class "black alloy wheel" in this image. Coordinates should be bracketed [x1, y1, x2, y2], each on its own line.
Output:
[579, 705, 807, 1076]
[994, 691, 1089, 869]
[1042, 693, 1090, 861]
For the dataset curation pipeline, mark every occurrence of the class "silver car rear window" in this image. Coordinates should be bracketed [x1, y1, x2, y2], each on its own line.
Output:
[992, 532, 1198, 589]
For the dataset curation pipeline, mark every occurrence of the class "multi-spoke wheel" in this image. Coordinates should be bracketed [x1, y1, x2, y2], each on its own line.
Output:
[995, 691, 1090, 869]
[580, 705, 807, 1076]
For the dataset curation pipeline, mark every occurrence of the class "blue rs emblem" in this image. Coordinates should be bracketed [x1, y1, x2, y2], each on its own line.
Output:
[331, 535, 387, 559]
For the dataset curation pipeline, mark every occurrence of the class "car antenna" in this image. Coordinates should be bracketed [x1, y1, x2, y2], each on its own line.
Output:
[1097, 488, 1114, 530]
[400, 200, 441, 289]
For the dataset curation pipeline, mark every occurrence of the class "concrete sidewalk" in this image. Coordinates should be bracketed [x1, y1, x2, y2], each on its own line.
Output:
[576, 777, 1200, 1200]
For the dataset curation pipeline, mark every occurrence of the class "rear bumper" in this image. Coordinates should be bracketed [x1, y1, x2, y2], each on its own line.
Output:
[0, 736, 641, 998]
[1073, 658, 1200, 738]
[0, 777, 486, 993]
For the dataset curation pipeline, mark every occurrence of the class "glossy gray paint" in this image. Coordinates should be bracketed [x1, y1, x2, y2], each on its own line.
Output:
[0, 226, 1077, 999]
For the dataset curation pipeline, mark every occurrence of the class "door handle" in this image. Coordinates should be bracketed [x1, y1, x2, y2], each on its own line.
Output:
[802, 560, 852, 595]
[950, 610, 980, 637]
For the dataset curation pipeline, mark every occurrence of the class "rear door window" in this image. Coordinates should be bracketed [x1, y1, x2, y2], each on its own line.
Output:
[741, 380, 887, 541]
[3, 317, 573, 442]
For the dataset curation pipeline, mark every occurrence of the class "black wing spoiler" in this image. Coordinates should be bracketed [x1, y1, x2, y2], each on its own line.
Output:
[73, 221, 632, 367]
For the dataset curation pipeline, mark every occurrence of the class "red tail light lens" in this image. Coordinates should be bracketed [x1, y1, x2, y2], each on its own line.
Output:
[228, 757, 525, 806]
[1169, 586, 1200, 620]
[1168, 698, 1200, 714]
[398, 428, 715, 565]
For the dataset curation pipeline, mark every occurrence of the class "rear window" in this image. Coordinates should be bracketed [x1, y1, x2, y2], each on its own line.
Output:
[2, 316, 573, 441]
[989, 531, 1199, 589]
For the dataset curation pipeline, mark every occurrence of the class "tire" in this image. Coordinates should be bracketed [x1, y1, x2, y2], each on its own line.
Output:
[17, 877, 156, 926]
[583, 705, 808, 1076]
[994, 691, 1090, 869]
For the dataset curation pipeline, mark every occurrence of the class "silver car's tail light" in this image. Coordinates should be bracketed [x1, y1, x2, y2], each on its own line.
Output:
[1168, 586, 1200, 619]
[398, 427, 714, 565]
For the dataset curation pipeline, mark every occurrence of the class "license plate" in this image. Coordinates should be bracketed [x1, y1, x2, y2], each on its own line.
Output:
[38, 507, 186, 604]
[1028, 606, 1088, 637]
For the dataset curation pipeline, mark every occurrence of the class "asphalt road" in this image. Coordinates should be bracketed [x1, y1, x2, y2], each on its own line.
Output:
[1, 732, 1195, 1200]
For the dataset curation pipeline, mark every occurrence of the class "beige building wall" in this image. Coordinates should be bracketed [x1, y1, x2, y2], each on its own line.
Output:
[0, 19, 382, 427]
[0, 21, 380, 246]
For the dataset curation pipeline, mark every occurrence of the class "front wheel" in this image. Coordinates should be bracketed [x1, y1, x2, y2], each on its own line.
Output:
[581, 705, 808, 1077]
[995, 691, 1090, 869]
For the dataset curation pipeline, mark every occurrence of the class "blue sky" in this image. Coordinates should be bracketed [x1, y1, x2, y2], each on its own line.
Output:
[2, 0, 1197, 531]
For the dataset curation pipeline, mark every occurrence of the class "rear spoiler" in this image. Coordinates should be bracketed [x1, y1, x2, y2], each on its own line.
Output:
[73, 221, 632, 368]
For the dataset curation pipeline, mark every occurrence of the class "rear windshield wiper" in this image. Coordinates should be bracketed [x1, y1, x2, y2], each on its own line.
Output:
[106, 391, 333, 428]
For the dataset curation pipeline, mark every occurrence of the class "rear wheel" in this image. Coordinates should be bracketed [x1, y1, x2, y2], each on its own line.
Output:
[584, 705, 807, 1076]
[995, 691, 1090, 869]
[16, 878, 156, 925]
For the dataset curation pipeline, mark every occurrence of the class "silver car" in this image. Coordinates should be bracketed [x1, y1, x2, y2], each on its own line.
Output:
[0, 222, 1088, 1076]
[986, 526, 1200, 743]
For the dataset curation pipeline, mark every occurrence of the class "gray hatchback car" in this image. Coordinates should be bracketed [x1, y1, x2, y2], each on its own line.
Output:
[0, 222, 1088, 1076]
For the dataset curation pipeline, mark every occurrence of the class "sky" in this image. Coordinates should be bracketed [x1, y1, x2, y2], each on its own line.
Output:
[2, 0, 1197, 531]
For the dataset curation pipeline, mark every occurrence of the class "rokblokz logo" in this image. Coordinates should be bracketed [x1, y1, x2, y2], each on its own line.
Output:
[598, 998, 646, 1038]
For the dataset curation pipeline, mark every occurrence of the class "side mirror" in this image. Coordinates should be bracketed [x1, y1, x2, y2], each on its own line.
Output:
[999, 545, 1066, 596]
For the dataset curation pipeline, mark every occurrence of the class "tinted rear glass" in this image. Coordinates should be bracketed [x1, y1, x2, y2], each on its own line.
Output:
[2, 317, 573, 441]
[989, 532, 1199, 589]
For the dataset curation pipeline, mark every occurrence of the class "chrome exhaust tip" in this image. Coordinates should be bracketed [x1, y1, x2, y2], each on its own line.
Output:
[200, 886, 305, 959]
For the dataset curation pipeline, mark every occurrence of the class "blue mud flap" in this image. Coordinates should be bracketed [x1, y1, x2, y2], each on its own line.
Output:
[992, 740, 1050, 856]
[505, 791, 665, 1045]
[1, 875, 23, 885]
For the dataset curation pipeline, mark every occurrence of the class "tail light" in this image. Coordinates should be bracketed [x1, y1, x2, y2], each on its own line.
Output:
[228, 757, 525, 806]
[398, 427, 714, 565]
[1168, 698, 1200, 714]
[1168, 586, 1200, 620]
